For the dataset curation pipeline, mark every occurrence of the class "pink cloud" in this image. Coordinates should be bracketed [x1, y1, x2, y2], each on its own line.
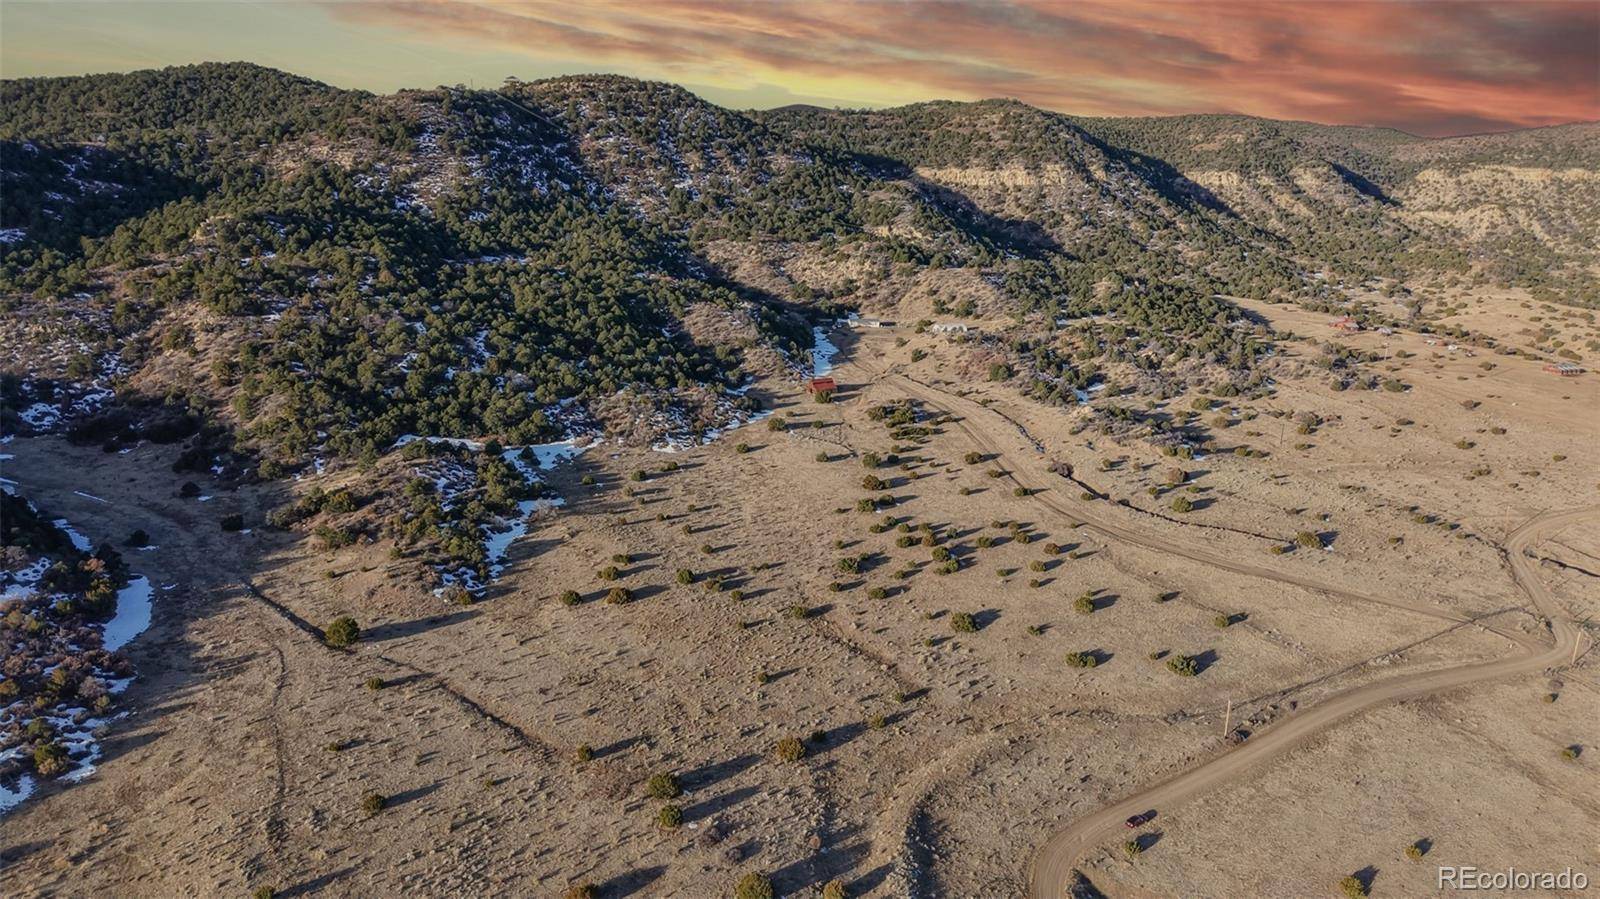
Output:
[328, 0, 1600, 135]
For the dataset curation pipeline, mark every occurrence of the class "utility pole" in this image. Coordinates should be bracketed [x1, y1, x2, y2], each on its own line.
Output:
[1222, 699, 1232, 739]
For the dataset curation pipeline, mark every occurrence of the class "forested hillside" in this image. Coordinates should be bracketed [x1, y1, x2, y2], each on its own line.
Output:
[2, 64, 1595, 472]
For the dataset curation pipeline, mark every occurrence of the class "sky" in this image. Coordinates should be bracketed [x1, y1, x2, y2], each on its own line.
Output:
[3, 0, 1597, 137]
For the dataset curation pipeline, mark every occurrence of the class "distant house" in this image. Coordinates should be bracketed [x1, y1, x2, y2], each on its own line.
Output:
[850, 318, 894, 329]
[1329, 317, 1361, 333]
[1543, 362, 1583, 377]
[931, 322, 970, 334]
[805, 376, 838, 394]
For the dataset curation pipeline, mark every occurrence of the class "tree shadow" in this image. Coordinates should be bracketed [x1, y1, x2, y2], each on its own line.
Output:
[387, 781, 440, 808]
[593, 735, 647, 759]
[363, 609, 480, 642]
[680, 752, 761, 791]
[599, 864, 667, 898]
[280, 866, 358, 897]
[682, 785, 759, 822]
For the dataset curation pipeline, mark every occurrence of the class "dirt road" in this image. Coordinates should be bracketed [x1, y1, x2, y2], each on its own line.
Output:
[1027, 506, 1591, 897]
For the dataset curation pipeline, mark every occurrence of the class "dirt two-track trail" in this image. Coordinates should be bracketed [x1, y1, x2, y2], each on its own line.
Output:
[842, 341, 1594, 897]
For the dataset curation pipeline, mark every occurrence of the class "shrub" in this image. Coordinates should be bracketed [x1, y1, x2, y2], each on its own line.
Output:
[323, 616, 360, 648]
[1213, 614, 1231, 628]
[1166, 655, 1199, 677]
[816, 451, 830, 463]
[868, 586, 888, 600]
[949, 612, 978, 633]
[675, 568, 694, 585]
[32, 741, 70, 776]
[767, 417, 786, 433]
[443, 584, 474, 607]
[563, 884, 598, 899]
[1013, 486, 1029, 497]
[1560, 746, 1580, 760]
[784, 604, 810, 620]
[361, 792, 386, 816]
[930, 546, 952, 563]
[364, 676, 384, 691]
[657, 804, 684, 828]
[964, 451, 983, 465]
[1029, 560, 1046, 572]
[1170, 496, 1194, 513]
[1339, 875, 1368, 898]
[861, 474, 886, 491]
[734, 442, 751, 454]
[599, 565, 620, 581]
[862, 452, 881, 469]
[821, 879, 848, 899]
[1294, 530, 1322, 549]
[1073, 594, 1095, 615]
[646, 772, 681, 799]
[574, 744, 593, 763]
[1405, 842, 1425, 860]
[774, 737, 806, 762]
[126, 529, 150, 547]
[558, 590, 582, 606]
[867, 713, 886, 730]
[735, 873, 776, 899]
[1064, 651, 1097, 669]
[1123, 839, 1142, 859]
[604, 587, 633, 605]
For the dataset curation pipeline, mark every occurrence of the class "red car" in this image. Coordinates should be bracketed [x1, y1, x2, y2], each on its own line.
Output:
[1125, 812, 1154, 828]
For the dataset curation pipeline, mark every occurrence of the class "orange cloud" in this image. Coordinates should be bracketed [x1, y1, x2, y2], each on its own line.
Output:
[329, 0, 1600, 135]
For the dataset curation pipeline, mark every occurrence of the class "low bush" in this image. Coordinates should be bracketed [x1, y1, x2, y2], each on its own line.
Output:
[324, 616, 360, 648]
[1166, 654, 1199, 677]
[735, 873, 776, 899]
[646, 772, 681, 799]
[774, 737, 806, 762]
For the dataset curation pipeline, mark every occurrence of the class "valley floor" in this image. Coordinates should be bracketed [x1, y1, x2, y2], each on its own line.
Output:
[2, 300, 1597, 898]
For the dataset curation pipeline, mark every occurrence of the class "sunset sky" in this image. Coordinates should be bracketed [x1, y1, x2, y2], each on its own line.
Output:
[4, 0, 1597, 136]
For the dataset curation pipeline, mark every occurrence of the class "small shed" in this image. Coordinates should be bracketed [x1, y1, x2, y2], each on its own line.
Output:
[805, 376, 838, 393]
[1543, 362, 1583, 377]
[1329, 317, 1361, 333]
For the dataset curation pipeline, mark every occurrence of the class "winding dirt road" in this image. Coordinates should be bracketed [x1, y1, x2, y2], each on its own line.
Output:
[1027, 506, 1592, 897]
[840, 343, 1592, 896]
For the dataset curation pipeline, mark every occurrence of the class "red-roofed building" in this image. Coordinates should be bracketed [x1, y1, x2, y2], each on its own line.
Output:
[806, 376, 837, 394]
